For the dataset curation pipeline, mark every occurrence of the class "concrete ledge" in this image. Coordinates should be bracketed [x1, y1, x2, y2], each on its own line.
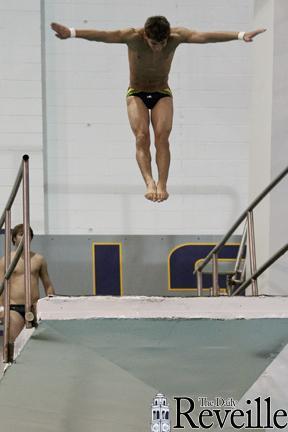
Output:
[38, 295, 288, 320]
[1, 326, 35, 379]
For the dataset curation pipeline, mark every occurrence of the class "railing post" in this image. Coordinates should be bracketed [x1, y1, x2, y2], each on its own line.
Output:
[232, 243, 288, 296]
[228, 222, 247, 295]
[196, 270, 203, 297]
[233, 222, 247, 276]
[212, 253, 219, 296]
[247, 211, 258, 296]
[22, 156, 33, 328]
[3, 210, 12, 363]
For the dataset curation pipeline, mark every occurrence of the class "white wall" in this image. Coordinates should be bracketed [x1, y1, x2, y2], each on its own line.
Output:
[250, 0, 288, 295]
[44, 0, 253, 234]
[269, 0, 288, 294]
[0, 0, 45, 232]
[1, 1, 285, 292]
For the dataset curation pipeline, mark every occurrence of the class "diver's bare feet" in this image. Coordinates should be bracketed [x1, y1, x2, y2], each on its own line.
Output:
[156, 182, 169, 202]
[145, 180, 157, 201]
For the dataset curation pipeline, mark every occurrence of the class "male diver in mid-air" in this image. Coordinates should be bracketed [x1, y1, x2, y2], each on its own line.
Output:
[51, 16, 265, 202]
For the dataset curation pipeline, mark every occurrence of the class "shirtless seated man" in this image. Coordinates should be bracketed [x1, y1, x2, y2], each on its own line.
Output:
[51, 16, 265, 202]
[0, 224, 55, 347]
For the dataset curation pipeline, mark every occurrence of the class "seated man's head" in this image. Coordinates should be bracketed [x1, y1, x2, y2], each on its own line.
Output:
[12, 224, 34, 246]
[144, 16, 170, 51]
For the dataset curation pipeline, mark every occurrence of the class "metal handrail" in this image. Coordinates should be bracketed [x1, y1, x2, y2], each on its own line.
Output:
[0, 155, 32, 363]
[194, 165, 288, 274]
[232, 243, 288, 296]
[194, 165, 288, 295]
[0, 155, 29, 229]
[0, 238, 24, 296]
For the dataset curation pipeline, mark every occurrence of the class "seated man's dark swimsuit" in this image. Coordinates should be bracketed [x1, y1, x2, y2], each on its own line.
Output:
[127, 87, 172, 110]
[9, 304, 38, 327]
[10, 304, 25, 320]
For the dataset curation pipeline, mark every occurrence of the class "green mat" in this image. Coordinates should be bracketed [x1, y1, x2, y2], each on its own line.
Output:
[0, 319, 287, 432]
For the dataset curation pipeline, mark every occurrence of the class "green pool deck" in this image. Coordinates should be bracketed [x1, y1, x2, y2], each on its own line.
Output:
[0, 318, 288, 432]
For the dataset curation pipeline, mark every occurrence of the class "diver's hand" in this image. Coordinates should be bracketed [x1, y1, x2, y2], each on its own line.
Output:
[243, 29, 266, 42]
[51, 22, 72, 39]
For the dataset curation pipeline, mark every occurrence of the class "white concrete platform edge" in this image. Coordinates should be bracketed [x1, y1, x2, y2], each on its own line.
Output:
[38, 295, 288, 320]
[1, 327, 35, 378]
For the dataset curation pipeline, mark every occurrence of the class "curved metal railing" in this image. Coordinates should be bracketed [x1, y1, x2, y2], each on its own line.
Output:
[232, 243, 288, 296]
[0, 155, 32, 363]
[194, 165, 288, 296]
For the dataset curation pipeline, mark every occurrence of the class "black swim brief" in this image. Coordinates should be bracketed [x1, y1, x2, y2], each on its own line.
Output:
[10, 304, 38, 327]
[10, 304, 26, 319]
[127, 87, 172, 110]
